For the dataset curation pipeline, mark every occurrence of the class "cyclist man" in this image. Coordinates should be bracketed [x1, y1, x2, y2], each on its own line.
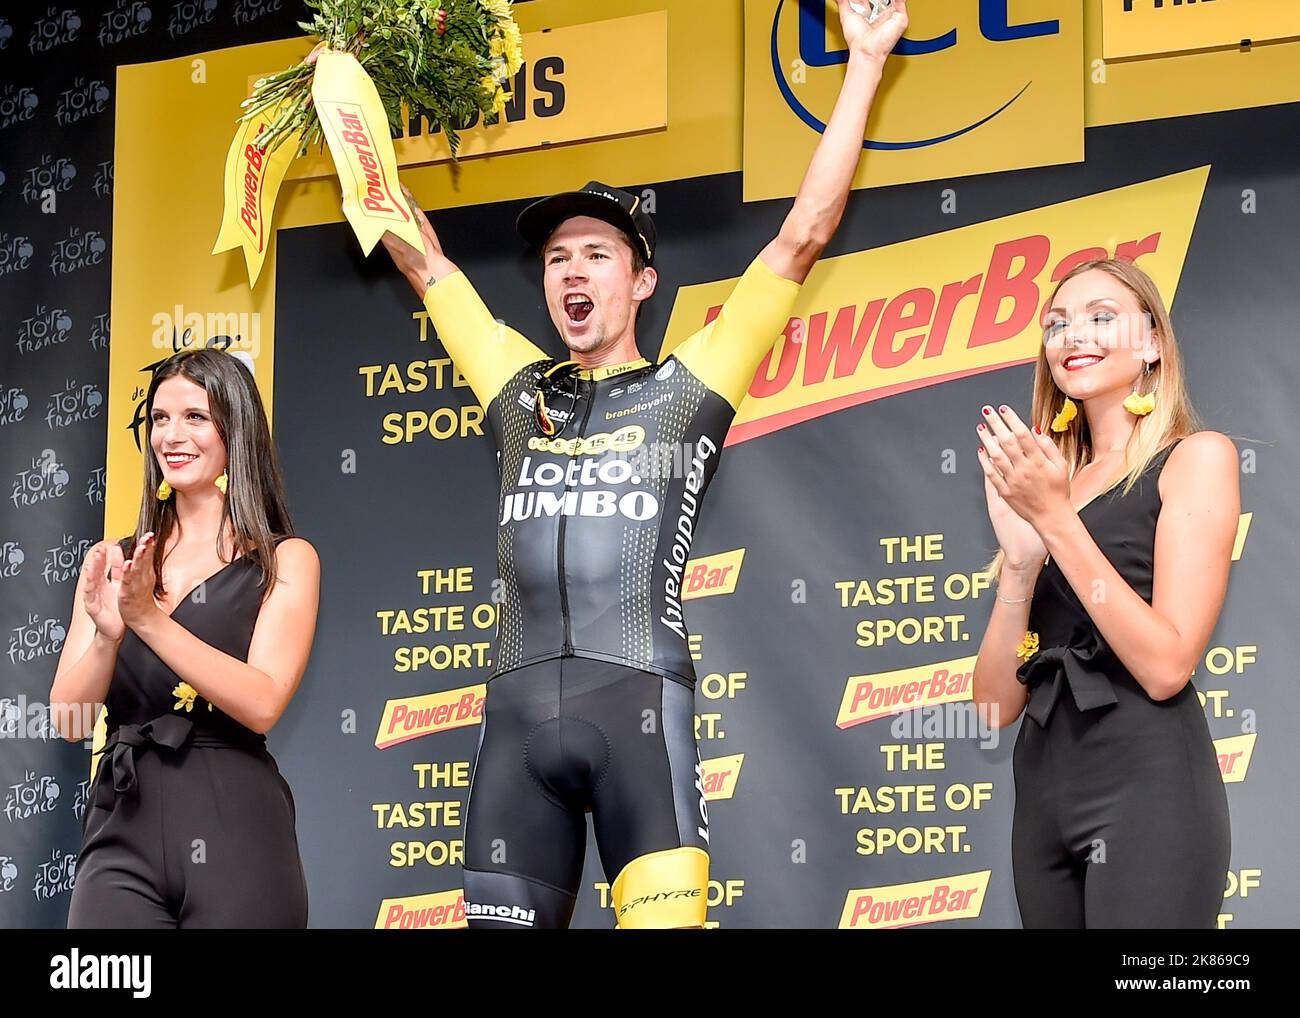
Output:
[382, 0, 909, 928]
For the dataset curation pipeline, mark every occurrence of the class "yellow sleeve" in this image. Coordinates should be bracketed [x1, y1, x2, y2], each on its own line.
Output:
[671, 254, 802, 411]
[421, 271, 549, 408]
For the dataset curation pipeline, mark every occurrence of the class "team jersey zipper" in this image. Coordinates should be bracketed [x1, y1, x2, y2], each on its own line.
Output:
[556, 376, 596, 656]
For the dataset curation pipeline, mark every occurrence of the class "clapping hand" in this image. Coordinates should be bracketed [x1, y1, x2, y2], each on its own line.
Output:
[977, 404, 1071, 566]
[117, 532, 162, 630]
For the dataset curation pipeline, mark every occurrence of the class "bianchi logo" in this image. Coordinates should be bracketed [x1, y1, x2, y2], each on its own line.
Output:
[465, 902, 536, 927]
[655, 359, 675, 380]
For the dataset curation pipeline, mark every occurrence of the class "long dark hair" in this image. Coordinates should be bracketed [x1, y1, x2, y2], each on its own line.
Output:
[125, 349, 294, 604]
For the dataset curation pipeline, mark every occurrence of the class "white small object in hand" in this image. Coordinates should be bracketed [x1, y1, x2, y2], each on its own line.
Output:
[849, 0, 893, 24]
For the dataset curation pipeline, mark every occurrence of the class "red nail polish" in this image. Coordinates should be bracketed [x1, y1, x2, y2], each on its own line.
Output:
[999, 405, 1008, 413]
[1033, 425, 1041, 434]
[982, 407, 990, 415]
[977, 423, 985, 431]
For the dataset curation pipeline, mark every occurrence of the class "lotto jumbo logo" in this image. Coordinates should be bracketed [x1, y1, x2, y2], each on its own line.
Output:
[375, 685, 485, 749]
[840, 870, 990, 929]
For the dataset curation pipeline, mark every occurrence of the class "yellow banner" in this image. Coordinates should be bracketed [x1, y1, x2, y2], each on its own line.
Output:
[742, 0, 1084, 201]
[661, 165, 1207, 445]
[312, 49, 424, 257]
[283, 12, 669, 182]
[1102, 0, 1300, 59]
[1085, 0, 1300, 125]
[211, 100, 301, 288]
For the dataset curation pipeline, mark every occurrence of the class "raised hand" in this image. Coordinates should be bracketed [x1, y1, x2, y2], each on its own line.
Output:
[838, 0, 909, 64]
[82, 541, 127, 643]
[380, 182, 457, 298]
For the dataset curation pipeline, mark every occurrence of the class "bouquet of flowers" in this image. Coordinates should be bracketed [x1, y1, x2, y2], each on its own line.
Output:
[214, 0, 524, 287]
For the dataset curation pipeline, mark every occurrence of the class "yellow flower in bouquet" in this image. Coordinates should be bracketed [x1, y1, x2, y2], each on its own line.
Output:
[492, 18, 524, 76]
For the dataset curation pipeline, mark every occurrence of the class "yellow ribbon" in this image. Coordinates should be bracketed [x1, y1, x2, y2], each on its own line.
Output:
[311, 49, 423, 256]
[214, 48, 422, 288]
[212, 98, 301, 288]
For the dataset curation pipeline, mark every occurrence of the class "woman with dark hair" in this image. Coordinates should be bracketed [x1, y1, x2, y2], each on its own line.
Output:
[51, 348, 318, 928]
[971, 258, 1234, 928]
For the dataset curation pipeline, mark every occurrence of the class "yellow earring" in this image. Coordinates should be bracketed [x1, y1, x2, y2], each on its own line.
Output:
[1049, 397, 1077, 432]
[214, 472, 229, 495]
[1123, 360, 1157, 417]
[156, 480, 172, 500]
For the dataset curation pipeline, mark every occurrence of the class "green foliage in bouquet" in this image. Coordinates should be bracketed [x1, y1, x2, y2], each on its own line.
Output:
[239, 0, 524, 157]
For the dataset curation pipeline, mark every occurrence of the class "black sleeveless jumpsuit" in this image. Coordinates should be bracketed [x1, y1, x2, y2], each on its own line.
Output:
[1011, 440, 1231, 928]
[66, 536, 308, 928]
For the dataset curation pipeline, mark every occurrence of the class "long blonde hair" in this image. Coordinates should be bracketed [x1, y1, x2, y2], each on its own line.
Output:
[986, 257, 1200, 580]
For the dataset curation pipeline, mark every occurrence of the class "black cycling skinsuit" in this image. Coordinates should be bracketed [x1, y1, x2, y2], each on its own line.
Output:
[422, 254, 800, 927]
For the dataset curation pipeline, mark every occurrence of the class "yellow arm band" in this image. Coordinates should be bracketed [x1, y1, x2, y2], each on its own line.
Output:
[421, 271, 548, 408]
[672, 254, 802, 411]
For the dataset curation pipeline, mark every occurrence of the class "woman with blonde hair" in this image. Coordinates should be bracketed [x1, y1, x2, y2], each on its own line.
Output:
[51, 348, 319, 928]
[971, 258, 1233, 928]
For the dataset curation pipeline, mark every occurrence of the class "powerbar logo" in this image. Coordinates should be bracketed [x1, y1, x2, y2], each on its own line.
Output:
[605, 391, 674, 420]
[1215, 732, 1255, 784]
[49, 950, 150, 997]
[660, 434, 718, 639]
[375, 889, 466, 929]
[374, 684, 485, 749]
[238, 123, 269, 250]
[700, 753, 743, 800]
[659, 168, 1206, 445]
[837, 656, 977, 727]
[682, 548, 744, 601]
[839, 871, 990, 929]
[466, 902, 537, 927]
[328, 102, 405, 218]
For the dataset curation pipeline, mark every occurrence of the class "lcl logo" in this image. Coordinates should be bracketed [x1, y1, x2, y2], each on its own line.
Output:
[771, 0, 1060, 148]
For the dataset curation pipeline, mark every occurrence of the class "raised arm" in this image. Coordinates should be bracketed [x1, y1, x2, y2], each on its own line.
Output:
[382, 183, 547, 410]
[673, 1, 908, 410]
[759, 0, 908, 285]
